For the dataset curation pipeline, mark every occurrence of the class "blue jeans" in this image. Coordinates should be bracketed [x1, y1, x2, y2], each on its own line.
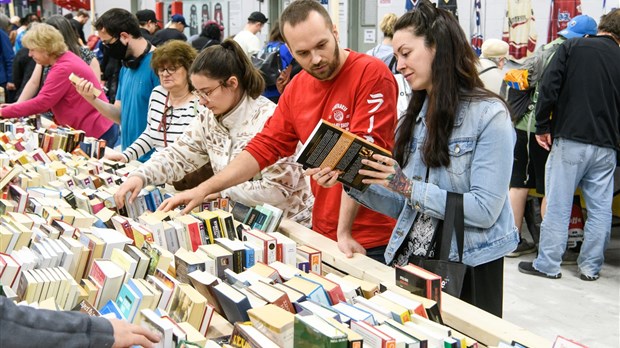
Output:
[534, 138, 615, 276]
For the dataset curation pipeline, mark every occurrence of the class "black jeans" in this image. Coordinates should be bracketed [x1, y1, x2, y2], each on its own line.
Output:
[365, 245, 387, 264]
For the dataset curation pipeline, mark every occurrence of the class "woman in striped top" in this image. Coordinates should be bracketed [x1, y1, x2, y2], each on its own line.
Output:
[105, 40, 199, 162]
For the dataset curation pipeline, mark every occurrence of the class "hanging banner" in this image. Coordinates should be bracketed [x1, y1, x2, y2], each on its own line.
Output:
[471, 0, 483, 56]
[52, 0, 89, 11]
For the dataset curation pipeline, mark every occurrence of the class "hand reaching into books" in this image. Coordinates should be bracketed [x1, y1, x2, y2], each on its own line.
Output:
[109, 318, 161, 348]
[158, 186, 207, 214]
[104, 147, 127, 162]
[360, 154, 413, 198]
[115, 176, 145, 209]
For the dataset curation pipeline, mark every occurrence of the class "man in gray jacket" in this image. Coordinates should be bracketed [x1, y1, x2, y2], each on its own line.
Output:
[0, 296, 159, 347]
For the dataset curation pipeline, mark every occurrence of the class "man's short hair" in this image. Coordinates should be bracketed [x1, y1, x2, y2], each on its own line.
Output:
[95, 8, 141, 39]
[279, 0, 333, 42]
[599, 8, 620, 40]
[77, 9, 90, 18]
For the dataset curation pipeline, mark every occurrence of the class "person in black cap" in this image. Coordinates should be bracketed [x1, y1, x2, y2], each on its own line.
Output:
[154, 13, 188, 44]
[233, 11, 267, 57]
[136, 9, 163, 46]
[191, 20, 224, 51]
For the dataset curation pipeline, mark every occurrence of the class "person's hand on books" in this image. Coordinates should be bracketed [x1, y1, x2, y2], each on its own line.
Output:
[108, 318, 161, 348]
[305, 167, 340, 187]
[360, 154, 413, 198]
[158, 186, 206, 214]
[114, 176, 145, 209]
[104, 147, 127, 162]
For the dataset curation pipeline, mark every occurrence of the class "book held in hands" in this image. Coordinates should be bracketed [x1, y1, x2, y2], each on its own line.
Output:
[295, 120, 391, 191]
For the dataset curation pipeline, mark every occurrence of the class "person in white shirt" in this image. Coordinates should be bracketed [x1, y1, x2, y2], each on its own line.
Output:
[233, 11, 268, 57]
[478, 38, 509, 96]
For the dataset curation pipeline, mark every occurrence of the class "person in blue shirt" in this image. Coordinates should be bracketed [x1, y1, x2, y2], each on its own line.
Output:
[75, 8, 160, 161]
[0, 14, 15, 102]
[261, 22, 296, 104]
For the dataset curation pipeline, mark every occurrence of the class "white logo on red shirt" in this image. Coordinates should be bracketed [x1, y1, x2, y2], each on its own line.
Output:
[367, 93, 384, 113]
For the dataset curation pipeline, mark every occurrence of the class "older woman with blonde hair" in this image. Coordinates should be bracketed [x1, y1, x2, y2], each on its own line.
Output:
[104, 40, 199, 162]
[0, 23, 118, 145]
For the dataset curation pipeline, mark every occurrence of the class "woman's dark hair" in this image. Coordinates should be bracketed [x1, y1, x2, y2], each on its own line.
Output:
[268, 21, 284, 42]
[201, 22, 222, 41]
[45, 15, 81, 57]
[189, 38, 265, 99]
[393, 0, 502, 168]
[94, 8, 141, 39]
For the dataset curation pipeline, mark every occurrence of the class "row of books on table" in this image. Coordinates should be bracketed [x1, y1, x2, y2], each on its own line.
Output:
[0, 119, 480, 347]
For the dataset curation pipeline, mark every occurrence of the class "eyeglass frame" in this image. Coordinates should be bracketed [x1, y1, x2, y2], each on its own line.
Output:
[157, 66, 180, 75]
[192, 83, 224, 101]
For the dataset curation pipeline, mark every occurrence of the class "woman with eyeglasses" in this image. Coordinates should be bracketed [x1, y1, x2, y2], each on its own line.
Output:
[104, 40, 198, 163]
[0, 23, 118, 146]
[114, 39, 313, 227]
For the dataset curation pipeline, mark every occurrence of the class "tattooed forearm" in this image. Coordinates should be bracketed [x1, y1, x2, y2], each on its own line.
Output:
[387, 166, 413, 198]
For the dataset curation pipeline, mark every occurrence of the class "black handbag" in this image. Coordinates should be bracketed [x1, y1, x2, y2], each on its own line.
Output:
[409, 192, 473, 298]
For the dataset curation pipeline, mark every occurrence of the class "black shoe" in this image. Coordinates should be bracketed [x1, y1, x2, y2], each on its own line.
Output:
[580, 273, 599, 281]
[506, 239, 537, 257]
[518, 261, 561, 279]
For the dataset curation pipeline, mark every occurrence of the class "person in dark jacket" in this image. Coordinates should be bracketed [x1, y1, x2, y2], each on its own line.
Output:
[136, 9, 163, 46]
[0, 296, 159, 348]
[153, 14, 187, 44]
[11, 47, 35, 100]
[191, 20, 223, 51]
[70, 9, 89, 45]
[519, 9, 620, 282]
[0, 14, 15, 102]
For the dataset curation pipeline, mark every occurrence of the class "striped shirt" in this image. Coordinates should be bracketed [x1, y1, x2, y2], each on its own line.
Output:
[122, 85, 199, 162]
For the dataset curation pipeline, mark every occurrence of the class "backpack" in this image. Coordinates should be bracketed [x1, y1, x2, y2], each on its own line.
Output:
[252, 43, 282, 87]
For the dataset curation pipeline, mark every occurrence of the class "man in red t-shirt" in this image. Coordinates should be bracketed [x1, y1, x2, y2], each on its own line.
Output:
[160, 0, 397, 263]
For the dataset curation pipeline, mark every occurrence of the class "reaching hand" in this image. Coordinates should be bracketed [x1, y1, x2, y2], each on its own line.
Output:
[103, 147, 127, 162]
[109, 318, 160, 348]
[337, 235, 367, 258]
[158, 187, 206, 215]
[114, 176, 144, 209]
[359, 154, 413, 198]
[306, 167, 340, 188]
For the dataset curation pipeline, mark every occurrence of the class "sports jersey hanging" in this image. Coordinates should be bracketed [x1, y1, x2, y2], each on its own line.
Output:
[548, 0, 582, 42]
[502, 0, 537, 61]
[438, 0, 459, 19]
[405, 0, 422, 11]
[471, 0, 484, 56]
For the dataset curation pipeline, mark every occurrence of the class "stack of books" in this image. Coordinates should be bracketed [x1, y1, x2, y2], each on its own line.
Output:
[0, 121, 483, 348]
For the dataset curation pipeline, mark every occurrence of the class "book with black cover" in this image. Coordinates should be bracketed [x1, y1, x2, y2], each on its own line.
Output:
[295, 120, 391, 191]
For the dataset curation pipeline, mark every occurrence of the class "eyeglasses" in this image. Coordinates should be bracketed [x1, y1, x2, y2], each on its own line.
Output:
[157, 66, 179, 75]
[192, 84, 223, 101]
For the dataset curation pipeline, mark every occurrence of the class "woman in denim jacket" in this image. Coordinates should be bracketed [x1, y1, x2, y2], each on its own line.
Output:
[311, 0, 518, 317]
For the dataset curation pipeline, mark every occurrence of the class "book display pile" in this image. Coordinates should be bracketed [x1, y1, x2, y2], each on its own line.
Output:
[1, 118, 540, 348]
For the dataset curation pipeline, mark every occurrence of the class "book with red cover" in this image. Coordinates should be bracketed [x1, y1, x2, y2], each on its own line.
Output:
[395, 263, 442, 309]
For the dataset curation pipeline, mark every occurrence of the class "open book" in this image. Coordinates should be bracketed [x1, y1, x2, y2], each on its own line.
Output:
[295, 120, 391, 191]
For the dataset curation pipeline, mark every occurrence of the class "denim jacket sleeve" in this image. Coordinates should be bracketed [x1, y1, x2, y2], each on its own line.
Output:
[411, 100, 515, 229]
[347, 183, 405, 220]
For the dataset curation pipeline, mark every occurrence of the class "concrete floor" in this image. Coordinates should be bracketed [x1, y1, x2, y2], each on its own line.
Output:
[503, 226, 620, 348]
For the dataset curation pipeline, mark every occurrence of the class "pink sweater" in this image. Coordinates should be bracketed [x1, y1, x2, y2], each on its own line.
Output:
[2, 51, 113, 138]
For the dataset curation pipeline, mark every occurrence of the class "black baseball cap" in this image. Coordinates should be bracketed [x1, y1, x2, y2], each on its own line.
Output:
[136, 9, 161, 24]
[248, 11, 268, 24]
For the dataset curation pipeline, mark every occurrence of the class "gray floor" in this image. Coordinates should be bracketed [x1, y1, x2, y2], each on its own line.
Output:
[503, 225, 620, 348]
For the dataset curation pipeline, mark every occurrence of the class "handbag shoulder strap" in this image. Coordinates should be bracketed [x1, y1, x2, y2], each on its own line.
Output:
[438, 192, 465, 261]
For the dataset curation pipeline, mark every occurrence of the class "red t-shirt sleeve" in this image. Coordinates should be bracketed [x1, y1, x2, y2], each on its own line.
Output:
[349, 67, 398, 151]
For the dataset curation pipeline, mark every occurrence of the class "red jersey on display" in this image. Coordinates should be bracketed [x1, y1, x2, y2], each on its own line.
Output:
[547, 0, 582, 42]
[245, 50, 397, 249]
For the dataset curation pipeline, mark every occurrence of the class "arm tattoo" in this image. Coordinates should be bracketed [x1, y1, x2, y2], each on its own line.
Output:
[387, 166, 413, 198]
